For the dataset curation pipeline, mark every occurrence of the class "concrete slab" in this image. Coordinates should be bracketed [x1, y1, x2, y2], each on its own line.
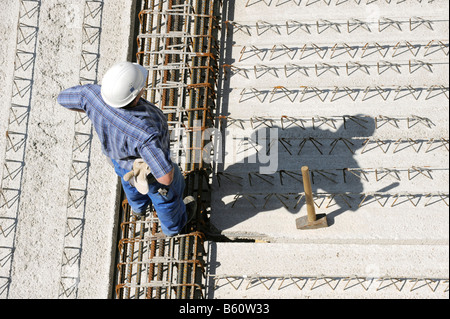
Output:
[211, 0, 449, 241]
[207, 242, 449, 299]
[0, 0, 136, 299]
[208, 0, 449, 299]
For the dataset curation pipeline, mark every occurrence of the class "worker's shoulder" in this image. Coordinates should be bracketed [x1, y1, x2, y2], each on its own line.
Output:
[80, 84, 105, 106]
[81, 83, 101, 94]
[134, 99, 161, 118]
[140, 99, 165, 115]
[139, 97, 155, 108]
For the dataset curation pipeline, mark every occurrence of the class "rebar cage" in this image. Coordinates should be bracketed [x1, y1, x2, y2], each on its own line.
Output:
[115, 200, 207, 299]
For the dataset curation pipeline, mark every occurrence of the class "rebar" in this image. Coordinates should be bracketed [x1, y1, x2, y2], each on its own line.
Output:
[115, 200, 207, 299]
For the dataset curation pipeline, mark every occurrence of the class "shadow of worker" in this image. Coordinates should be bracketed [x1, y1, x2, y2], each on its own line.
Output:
[209, 115, 397, 232]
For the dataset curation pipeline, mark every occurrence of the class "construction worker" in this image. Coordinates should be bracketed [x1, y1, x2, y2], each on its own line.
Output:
[57, 61, 195, 236]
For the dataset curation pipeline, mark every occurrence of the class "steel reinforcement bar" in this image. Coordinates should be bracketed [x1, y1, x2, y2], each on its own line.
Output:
[115, 200, 206, 299]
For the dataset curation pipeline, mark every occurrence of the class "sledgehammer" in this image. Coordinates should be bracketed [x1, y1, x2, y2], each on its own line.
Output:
[296, 166, 328, 230]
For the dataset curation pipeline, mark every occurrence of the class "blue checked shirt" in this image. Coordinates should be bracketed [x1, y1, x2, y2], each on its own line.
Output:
[57, 84, 173, 179]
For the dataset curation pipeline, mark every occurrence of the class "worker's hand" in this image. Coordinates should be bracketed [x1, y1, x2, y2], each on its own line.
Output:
[123, 159, 152, 195]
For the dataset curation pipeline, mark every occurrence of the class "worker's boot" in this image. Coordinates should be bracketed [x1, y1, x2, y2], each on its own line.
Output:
[131, 209, 145, 219]
[183, 196, 197, 224]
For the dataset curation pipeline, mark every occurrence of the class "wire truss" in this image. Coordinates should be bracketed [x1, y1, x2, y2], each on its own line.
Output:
[231, 136, 449, 156]
[232, 40, 449, 63]
[210, 274, 449, 295]
[228, 191, 449, 210]
[59, 0, 103, 300]
[216, 166, 447, 187]
[245, 0, 437, 7]
[115, 200, 207, 299]
[225, 59, 445, 79]
[0, 0, 41, 299]
[228, 17, 448, 36]
[217, 115, 437, 131]
[236, 85, 448, 104]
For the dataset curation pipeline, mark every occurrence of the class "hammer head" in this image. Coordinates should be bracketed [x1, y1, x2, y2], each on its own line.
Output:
[296, 213, 328, 230]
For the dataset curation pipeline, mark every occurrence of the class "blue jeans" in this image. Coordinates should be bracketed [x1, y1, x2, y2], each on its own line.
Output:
[112, 160, 187, 236]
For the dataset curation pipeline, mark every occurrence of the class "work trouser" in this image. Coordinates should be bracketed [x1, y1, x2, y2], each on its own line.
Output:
[112, 160, 187, 236]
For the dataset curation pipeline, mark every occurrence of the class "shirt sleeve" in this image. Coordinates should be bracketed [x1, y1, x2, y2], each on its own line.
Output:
[139, 136, 173, 179]
[57, 85, 86, 111]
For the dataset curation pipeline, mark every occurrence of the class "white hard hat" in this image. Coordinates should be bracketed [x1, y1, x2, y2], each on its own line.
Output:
[101, 62, 148, 108]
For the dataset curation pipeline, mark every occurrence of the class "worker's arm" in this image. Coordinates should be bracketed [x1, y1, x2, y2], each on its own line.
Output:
[156, 167, 174, 186]
[57, 85, 86, 112]
[140, 138, 175, 187]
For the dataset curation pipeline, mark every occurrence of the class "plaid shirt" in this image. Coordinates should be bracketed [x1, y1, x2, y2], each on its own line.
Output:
[57, 84, 172, 179]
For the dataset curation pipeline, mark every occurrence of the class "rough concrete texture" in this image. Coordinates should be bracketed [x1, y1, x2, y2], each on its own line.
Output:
[209, 0, 449, 298]
[0, 0, 136, 299]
